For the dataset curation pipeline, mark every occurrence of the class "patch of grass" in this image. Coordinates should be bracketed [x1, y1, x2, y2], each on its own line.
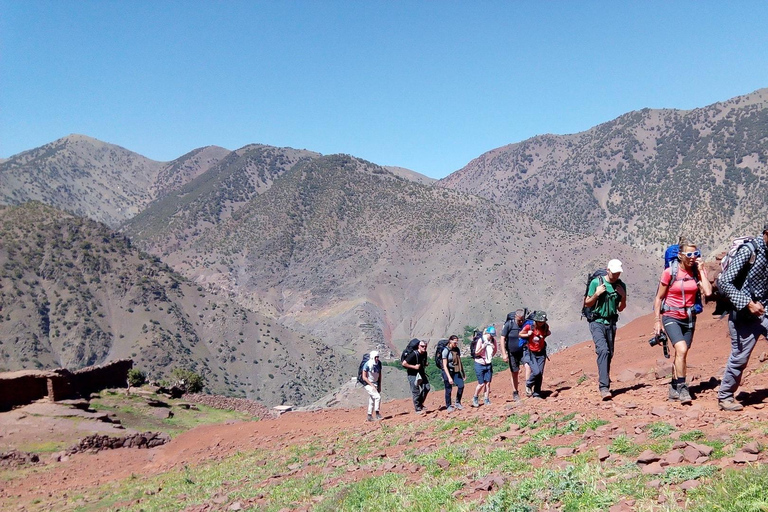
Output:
[89, 393, 252, 437]
[610, 435, 640, 457]
[686, 465, 768, 511]
[17, 440, 67, 453]
[578, 418, 609, 433]
[646, 421, 676, 439]
[316, 473, 466, 512]
[679, 429, 706, 442]
[662, 465, 719, 484]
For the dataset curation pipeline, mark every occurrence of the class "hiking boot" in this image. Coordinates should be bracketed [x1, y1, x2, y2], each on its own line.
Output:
[600, 389, 612, 401]
[454, 402, 464, 410]
[525, 386, 533, 397]
[484, 397, 491, 406]
[375, 412, 382, 421]
[678, 384, 692, 405]
[471, 396, 480, 407]
[668, 384, 680, 401]
[445, 405, 455, 413]
[367, 414, 373, 422]
[513, 391, 521, 402]
[532, 393, 543, 399]
[718, 398, 744, 412]
[415, 408, 426, 415]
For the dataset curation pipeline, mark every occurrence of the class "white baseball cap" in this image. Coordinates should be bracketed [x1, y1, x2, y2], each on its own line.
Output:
[607, 259, 624, 273]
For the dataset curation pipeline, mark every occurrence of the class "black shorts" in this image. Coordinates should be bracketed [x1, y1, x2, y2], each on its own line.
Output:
[507, 348, 525, 372]
[662, 315, 695, 348]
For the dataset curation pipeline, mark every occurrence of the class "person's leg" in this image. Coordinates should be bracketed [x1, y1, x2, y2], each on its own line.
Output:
[590, 321, 612, 392]
[454, 374, 465, 406]
[442, 371, 453, 408]
[407, 375, 420, 411]
[718, 314, 763, 403]
[473, 362, 482, 405]
[365, 385, 379, 415]
[485, 367, 493, 404]
[534, 355, 546, 395]
[420, 382, 430, 407]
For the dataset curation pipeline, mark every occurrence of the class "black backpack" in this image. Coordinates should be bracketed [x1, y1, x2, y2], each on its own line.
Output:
[469, 330, 482, 358]
[434, 339, 450, 369]
[400, 338, 421, 364]
[357, 353, 370, 385]
[581, 270, 608, 321]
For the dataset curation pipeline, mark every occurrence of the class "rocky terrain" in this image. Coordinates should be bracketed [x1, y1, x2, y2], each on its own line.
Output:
[1, 304, 767, 510]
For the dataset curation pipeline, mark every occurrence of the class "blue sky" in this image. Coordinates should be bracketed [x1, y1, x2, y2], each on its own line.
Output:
[3, 2, 768, 178]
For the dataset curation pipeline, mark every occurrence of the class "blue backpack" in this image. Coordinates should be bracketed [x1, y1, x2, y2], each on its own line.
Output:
[662, 244, 702, 315]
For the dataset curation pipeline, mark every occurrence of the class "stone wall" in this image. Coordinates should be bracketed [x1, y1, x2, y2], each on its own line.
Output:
[0, 359, 133, 411]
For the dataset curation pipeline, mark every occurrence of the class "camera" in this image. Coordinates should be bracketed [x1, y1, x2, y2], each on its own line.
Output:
[648, 331, 670, 359]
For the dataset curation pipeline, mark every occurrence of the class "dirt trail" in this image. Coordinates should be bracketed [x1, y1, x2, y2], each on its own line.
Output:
[4, 303, 768, 504]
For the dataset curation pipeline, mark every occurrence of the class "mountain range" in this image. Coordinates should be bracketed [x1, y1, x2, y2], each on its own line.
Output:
[2, 87, 768, 406]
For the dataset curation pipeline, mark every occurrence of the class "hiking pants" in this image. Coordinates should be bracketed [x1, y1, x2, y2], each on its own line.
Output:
[441, 370, 464, 407]
[364, 384, 380, 415]
[408, 374, 430, 410]
[525, 350, 546, 395]
[590, 321, 616, 391]
[718, 311, 768, 400]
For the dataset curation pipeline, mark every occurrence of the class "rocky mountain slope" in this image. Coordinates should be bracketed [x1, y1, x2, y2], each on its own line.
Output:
[439, 88, 768, 253]
[124, 153, 660, 355]
[0, 135, 229, 227]
[0, 202, 347, 405]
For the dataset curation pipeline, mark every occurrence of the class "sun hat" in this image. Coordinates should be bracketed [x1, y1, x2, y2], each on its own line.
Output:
[533, 311, 547, 322]
[607, 259, 623, 273]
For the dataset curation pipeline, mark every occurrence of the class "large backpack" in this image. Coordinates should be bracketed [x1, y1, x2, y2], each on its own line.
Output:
[661, 244, 703, 315]
[400, 338, 421, 365]
[434, 339, 450, 370]
[469, 330, 482, 359]
[581, 269, 607, 321]
[357, 353, 371, 385]
[713, 237, 759, 316]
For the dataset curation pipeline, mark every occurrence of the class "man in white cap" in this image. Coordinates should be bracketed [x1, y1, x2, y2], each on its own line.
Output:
[583, 259, 627, 400]
[361, 350, 382, 421]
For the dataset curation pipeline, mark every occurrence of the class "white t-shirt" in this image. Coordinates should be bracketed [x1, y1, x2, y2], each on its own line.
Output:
[364, 359, 381, 384]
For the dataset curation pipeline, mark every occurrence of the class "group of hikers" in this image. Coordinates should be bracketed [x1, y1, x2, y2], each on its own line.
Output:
[359, 227, 768, 420]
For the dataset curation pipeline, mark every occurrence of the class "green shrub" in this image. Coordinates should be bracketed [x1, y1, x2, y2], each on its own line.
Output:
[171, 368, 205, 393]
[127, 368, 147, 387]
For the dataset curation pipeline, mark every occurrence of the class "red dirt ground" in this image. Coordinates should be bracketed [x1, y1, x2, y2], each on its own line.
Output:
[3, 303, 768, 507]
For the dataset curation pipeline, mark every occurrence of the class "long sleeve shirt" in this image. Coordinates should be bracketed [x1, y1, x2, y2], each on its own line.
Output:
[717, 237, 768, 311]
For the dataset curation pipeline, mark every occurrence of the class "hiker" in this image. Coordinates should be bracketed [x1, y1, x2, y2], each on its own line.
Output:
[500, 309, 530, 402]
[652, 238, 712, 404]
[471, 326, 497, 407]
[402, 339, 430, 413]
[520, 311, 550, 398]
[716, 227, 768, 411]
[361, 350, 382, 421]
[583, 259, 627, 400]
[440, 335, 465, 411]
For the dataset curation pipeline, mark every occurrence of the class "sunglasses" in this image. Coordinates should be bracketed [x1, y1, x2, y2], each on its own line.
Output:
[682, 250, 701, 258]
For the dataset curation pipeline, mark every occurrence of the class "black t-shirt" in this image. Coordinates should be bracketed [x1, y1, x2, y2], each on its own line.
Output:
[405, 350, 428, 378]
[501, 320, 523, 353]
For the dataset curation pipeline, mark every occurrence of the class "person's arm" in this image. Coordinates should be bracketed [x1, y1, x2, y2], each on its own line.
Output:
[617, 281, 627, 312]
[697, 265, 713, 297]
[717, 246, 762, 315]
[653, 272, 669, 335]
[442, 353, 453, 385]
[401, 353, 420, 370]
[584, 278, 605, 308]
